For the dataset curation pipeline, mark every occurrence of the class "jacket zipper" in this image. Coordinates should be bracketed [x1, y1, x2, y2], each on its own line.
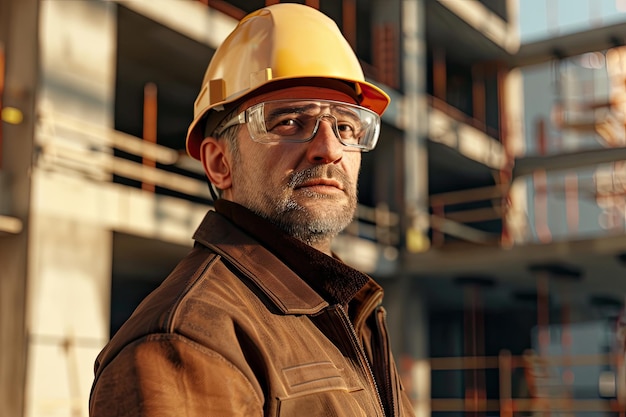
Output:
[336, 305, 387, 417]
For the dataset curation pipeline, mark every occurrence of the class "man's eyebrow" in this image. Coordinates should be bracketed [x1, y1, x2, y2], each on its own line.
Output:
[331, 105, 361, 121]
[266, 102, 359, 119]
[265, 103, 320, 119]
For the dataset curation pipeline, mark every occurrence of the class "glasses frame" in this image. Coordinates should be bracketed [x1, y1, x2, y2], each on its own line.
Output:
[215, 99, 381, 152]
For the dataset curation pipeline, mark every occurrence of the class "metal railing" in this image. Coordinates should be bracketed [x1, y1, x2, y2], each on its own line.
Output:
[429, 184, 508, 247]
[409, 350, 625, 416]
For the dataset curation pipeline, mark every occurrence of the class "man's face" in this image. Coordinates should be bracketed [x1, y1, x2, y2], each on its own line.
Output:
[226, 87, 363, 250]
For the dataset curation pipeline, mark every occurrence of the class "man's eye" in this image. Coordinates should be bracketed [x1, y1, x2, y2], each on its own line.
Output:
[337, 121, 360, 138]
[268, 117, 304, 134]
[338, 123, 355, 132]
[279, 119, 298, 126]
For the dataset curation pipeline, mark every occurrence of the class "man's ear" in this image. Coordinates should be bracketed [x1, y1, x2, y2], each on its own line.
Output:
[199, 137, 232, 191]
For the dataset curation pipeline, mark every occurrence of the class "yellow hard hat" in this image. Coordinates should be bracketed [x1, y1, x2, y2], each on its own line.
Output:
[186, 3, 391, 160]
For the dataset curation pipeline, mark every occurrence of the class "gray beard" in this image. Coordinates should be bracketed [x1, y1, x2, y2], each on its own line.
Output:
[246, 166, 357, 246]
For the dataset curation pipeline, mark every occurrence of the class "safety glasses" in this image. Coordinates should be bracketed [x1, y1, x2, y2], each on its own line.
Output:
[216, 99, 381, 151]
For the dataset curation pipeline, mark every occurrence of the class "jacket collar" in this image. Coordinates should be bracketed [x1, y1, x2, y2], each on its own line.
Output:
[193, 200, 382, 316]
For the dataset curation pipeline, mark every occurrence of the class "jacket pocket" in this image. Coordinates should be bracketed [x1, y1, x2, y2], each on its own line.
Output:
[282, 361, 353, 395]
[277, 362, 371, 417]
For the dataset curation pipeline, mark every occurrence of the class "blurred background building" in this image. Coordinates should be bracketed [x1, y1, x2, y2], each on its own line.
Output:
[1, 0, 626, 416]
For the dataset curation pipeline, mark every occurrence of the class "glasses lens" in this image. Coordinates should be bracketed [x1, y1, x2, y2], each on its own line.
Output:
[245, 99, 380, 151]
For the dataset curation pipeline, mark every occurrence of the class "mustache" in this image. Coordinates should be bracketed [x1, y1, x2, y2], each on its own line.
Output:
[287, 165, 353, 190]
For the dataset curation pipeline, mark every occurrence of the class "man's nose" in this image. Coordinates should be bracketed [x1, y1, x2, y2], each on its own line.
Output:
[305, 117, 344, 164]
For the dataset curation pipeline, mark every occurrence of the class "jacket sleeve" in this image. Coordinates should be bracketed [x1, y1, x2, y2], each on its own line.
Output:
[89, 334, 264, 417]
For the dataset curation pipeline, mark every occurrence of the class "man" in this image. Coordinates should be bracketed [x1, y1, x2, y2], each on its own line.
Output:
[90, 3, 415, 416]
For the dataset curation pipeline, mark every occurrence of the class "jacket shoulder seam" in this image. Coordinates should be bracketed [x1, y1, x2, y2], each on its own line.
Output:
[165, 252, 221, 332]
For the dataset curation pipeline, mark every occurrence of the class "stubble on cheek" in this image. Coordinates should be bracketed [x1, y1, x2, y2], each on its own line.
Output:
[268, 166, 358, 244]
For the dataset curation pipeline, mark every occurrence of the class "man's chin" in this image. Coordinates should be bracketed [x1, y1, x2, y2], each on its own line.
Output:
[301, 201, 356, 221]
[296, 201, 355, 230]
[280, 214, 353, 245]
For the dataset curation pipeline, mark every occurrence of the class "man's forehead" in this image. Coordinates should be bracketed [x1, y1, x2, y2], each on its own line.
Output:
[261, 101, 362, 123]
[241, 86, 359, 109]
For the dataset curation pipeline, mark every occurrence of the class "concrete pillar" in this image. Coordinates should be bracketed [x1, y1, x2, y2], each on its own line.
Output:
[370, 0, 430, 357]
[0, 0, 39, 416]
[368, 0, 430, 410]
[400, 0, 430, 254]
[25, 211, 113, 417]
[24, 1, 117, 416]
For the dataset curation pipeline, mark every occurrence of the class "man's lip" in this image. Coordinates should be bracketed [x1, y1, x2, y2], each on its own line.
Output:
[295, 178, 343, 190]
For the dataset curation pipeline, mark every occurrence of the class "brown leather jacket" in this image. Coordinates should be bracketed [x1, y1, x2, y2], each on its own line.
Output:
[90, 201, 415, 416]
